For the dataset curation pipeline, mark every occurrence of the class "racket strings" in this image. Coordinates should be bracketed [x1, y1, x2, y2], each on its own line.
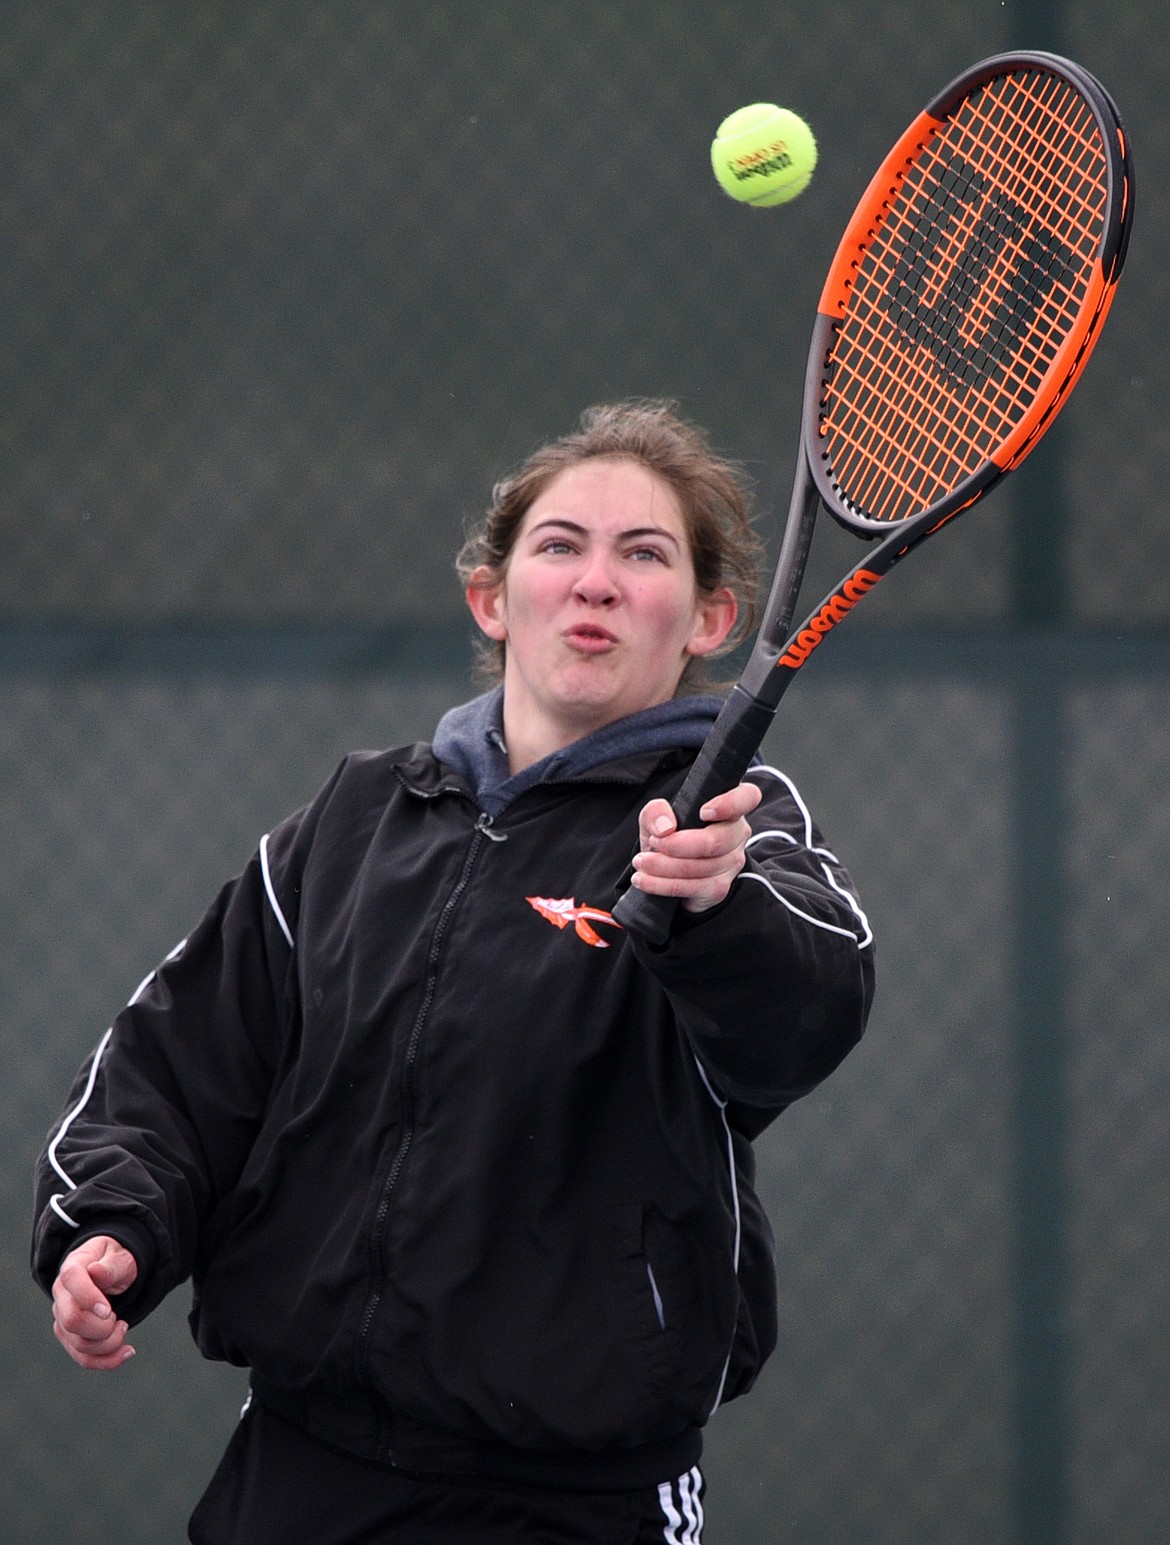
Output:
[821, 67, 1110, 522]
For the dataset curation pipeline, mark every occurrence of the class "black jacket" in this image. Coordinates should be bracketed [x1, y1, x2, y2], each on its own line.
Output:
[33, 722, 873, 1489]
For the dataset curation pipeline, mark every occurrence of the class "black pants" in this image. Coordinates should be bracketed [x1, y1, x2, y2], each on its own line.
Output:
[188, 1402, 706, 1544]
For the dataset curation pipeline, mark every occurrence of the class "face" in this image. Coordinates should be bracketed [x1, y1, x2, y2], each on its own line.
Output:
[466, 457, 736, 763]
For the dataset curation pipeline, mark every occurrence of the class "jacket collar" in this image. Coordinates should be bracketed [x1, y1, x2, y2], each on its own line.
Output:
[428, 687, 723, 816]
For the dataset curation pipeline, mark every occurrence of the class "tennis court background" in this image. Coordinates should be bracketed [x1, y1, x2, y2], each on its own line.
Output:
[2, 3, 1166, 1541]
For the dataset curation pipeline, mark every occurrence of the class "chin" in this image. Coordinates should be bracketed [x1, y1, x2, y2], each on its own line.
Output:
[546, 662, 677, 730]
[549, 683, 628, 728]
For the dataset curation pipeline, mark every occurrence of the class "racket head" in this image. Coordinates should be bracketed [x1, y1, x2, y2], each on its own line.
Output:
[804, 52, 1135, 537]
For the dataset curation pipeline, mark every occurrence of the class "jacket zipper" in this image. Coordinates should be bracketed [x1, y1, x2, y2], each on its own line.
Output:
[354, 808, 500, 1376]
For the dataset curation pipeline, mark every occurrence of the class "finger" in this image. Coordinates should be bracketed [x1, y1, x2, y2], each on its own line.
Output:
[53, 1311, 129, 1358]
[639, 781, 759, 843]
[629, 863, 738, 909]
[630, 866, 719, 898]
[637, 798, 677, 850]
[640, 816, 753, 864]
[55, 1258, 113, 1320]
[697, 781, 763, 824]
[53, 1278, 117, 1343]
[54, 1315, 135, 1370]
[632, 845, 742, 879]
[632, 840, 747, 888]
[52, 1288, 131, 1352]
[630, 863, 745, 904]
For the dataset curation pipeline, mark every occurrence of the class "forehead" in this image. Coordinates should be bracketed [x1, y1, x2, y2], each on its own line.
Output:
[523, 457, 686, 535]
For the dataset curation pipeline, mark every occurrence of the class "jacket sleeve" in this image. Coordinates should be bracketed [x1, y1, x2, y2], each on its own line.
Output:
[30, 823, 302, 1325]
[630, 762, 875, 1133]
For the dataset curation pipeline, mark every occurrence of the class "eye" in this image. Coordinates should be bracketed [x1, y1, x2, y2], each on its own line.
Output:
[628, 543, 670, 564]
[536, 536, 576, 556]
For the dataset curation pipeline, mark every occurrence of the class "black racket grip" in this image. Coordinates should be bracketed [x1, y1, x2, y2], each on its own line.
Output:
[612, 688, 778, 945]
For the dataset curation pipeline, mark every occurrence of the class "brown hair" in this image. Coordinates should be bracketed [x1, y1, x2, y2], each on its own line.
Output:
[457, 399, 763, 688]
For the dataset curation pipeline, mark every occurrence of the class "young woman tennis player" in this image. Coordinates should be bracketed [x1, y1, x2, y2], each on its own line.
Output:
[34, 401, 874, 1543]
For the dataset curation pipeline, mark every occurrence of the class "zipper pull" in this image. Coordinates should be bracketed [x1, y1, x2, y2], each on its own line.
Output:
[476, 811, 507, 843]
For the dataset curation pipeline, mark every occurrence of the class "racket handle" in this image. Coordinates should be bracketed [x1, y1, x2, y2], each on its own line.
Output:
[612, 687, 778, 945]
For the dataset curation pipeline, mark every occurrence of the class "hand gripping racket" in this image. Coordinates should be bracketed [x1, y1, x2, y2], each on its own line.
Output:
[615, 51, 1134, 944]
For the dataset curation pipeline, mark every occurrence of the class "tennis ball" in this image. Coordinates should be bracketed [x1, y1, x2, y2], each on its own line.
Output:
[710, 103, 817, 207]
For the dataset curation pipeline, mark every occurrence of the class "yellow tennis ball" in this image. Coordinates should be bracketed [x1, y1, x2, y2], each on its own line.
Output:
[710, 103, 817, 207]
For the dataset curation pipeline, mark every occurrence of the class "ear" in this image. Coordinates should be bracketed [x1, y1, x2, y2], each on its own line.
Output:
[464, 566, 508, 642]
[685, 587, 738, 658]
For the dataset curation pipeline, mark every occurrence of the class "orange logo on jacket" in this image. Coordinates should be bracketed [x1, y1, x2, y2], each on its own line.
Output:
[526, 896, 624, 949]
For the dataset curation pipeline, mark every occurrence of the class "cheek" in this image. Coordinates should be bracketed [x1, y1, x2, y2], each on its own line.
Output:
[511, 571, 562, 623]
[639, 581, 702, 643]
[498, 567, 563, 637]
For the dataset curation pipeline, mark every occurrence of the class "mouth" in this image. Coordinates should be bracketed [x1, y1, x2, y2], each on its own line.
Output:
[564, 624, 619, 653]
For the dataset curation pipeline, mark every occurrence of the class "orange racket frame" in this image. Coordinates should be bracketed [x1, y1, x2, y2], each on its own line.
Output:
[614, 52, 1133, 943]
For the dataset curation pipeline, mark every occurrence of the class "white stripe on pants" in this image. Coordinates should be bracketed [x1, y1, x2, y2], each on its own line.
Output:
[657, 1466, 704, 1543]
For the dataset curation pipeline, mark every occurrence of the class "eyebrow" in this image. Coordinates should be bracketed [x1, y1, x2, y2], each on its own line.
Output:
[525, 518, 683, 550]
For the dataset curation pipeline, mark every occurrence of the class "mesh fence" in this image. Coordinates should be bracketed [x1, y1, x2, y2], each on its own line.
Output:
[3, 2, 1167, 1541]
[3, 0, 1163, 628]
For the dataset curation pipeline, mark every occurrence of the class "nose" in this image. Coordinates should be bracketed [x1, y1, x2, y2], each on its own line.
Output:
[572, 550, 619, 606]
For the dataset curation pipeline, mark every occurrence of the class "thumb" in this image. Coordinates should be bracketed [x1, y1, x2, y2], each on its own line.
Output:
[639, 798, 677, 849]
[89, 1241, 139, 1298]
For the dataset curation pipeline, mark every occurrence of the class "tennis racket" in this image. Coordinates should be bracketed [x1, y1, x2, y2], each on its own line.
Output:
[615, 51, 1134, 944]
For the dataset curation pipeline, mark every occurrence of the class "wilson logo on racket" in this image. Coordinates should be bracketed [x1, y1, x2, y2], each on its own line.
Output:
[777, 569, 882, 669]
[526, 896, 623, 949]
[880, 145, 1078, 392]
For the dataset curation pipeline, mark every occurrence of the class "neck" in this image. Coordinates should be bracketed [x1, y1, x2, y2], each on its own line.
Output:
[500, 701, 600, 775]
